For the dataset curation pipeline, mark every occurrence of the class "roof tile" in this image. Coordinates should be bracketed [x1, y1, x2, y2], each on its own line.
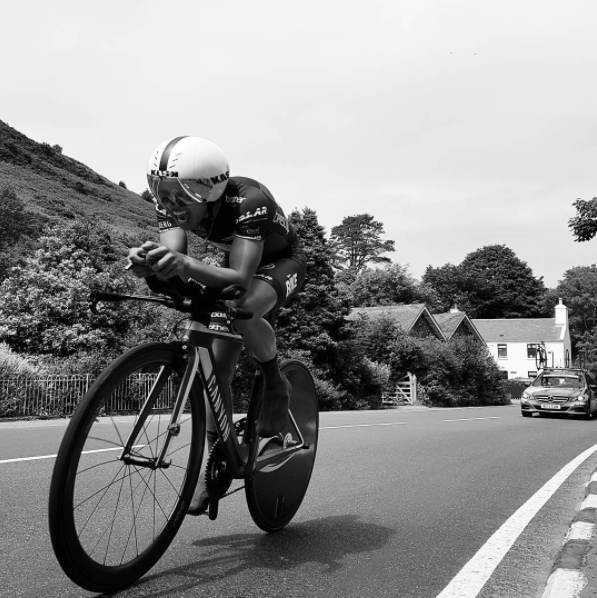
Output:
[471, 318, 563, 342]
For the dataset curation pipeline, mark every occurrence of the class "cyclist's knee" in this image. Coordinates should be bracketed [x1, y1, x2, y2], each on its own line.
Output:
[228, 280, 277, 321]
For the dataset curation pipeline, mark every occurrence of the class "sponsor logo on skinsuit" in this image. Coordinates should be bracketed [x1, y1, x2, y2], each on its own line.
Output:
[255, 274, 274, 283]
[236, 207, 268, 224]
[286, 273, 298, 297]
[226, 196, 246, 204]
[273, 211, 289, 233]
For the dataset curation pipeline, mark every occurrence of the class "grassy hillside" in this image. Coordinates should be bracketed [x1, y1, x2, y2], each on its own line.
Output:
[0, 119, 157, 239]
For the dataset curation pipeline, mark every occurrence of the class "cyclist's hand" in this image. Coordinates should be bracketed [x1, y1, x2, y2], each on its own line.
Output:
[126, 246, 154, 278]
[143, 241, 190, 281]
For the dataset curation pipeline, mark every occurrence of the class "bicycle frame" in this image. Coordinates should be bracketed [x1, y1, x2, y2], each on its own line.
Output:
[183, 320, 309, 480]
[119, 314, 308, 481]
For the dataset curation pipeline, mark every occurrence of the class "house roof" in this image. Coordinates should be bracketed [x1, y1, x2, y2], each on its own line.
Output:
[434, 312, 465, 338]
[348, 304, 445, 340]
[432, 310, 485, 342]
[471, 318, 565, 343]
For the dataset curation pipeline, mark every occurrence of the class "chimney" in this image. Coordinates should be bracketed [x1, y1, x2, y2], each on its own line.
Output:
[555, 298, 568, 326]
[450, 304, 460, 313]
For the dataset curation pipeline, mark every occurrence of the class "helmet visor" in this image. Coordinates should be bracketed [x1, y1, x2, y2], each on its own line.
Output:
[147, 175, 202, 207]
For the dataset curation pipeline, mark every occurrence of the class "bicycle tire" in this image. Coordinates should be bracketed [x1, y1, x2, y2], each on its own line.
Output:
[246, 359, 319, 532]
[535, 347, 547, 370]
[49, 342, 205, 592]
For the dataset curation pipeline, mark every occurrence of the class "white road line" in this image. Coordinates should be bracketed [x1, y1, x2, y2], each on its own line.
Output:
[435, 442, 597, 598]
[0, 446, 142, 465]
[443, 417, 501, 422]
[321, 422, 408, 430]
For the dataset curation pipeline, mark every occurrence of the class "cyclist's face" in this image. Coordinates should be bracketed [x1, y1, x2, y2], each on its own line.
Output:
[151, 179, 209, 229]
[159, 191, 209, 229]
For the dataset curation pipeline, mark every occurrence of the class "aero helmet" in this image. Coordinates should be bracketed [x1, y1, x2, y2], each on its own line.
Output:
[147, 136, 229, 203]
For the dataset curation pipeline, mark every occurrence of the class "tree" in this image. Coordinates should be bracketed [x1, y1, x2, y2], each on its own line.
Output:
[336, 263, 426, 307]
[0, 186, 47, 280]
[0, 219, 167, 366]
[569, 197, 597, 242]
[330, 214, 395, 272]
[424, 245, 546, 318]
[274, 208, 383, 410]
[549, 265, 597, 369]
[422, 263, 484, 314]
[277, 208, 349, 365]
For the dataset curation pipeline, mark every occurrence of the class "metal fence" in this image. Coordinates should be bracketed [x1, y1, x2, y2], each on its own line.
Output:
[0, 374, 173, 418]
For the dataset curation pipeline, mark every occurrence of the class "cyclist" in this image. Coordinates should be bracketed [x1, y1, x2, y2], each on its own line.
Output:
[127, 136, 306, 514]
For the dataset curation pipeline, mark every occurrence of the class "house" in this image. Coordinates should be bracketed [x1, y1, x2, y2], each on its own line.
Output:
[348, 304, 445, 340]
[472, 299, 572, 380]
[434, 306, 485, 343]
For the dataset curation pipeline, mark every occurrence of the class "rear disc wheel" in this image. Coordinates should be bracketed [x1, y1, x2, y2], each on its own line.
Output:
[245, 360, 319, 532]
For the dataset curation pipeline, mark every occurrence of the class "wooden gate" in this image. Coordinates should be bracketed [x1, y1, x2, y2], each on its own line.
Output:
[382, 373, 417, 406]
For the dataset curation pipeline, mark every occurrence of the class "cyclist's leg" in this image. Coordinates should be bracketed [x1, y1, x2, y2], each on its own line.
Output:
[242, 255, 305, 436]
[232, 279, 295, 436]
[188, 284, 280, 512]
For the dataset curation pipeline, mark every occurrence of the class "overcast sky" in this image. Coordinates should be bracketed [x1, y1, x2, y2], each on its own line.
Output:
[2, 0, 597, 288]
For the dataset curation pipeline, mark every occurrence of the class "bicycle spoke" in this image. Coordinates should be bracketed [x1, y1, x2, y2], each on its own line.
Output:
[48, 343, 204, 592]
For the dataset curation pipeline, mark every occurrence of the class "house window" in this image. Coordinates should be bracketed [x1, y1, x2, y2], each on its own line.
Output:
[527, 344, 539, 359]
[528, 371, 537, 379]
[498, 344, 507, 358]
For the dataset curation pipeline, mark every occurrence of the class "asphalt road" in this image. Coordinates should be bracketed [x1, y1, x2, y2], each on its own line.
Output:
[1, 405, 597, 598]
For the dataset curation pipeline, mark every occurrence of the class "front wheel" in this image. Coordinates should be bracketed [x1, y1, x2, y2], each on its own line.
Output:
[48, 342, 205, 593]
[245, 360, 319, 532]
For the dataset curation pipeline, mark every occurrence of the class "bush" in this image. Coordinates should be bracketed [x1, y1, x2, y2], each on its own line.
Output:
[389, 334, 508, 407]
[503, 378, 532, 400]
[118, 181, 127, 189]
[74, 181, 88, 194]
[0, 343, 38, 377]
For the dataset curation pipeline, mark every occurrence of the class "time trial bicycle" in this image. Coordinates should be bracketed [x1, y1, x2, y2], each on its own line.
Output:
[48, 283, 319, 593]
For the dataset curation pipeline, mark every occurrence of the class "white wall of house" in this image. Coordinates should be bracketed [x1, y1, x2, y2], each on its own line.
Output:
[486, 339, 571, 379]
[478, 300, 572, 380]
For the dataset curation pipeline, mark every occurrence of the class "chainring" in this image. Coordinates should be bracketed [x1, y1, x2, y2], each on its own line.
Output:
[205, 439, 233, 500]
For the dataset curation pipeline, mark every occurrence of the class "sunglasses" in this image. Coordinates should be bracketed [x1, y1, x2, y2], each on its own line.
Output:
[147, 176, 202, 208]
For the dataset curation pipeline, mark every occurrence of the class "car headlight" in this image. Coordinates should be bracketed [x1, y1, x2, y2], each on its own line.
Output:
[576, 394, 588, 403]
[521, 392, 531, 402]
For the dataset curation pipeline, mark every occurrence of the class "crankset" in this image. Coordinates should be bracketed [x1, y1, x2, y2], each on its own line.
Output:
[204, 439, 233, 520]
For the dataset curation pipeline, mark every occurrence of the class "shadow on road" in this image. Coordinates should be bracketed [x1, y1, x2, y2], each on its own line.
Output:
[109, 514, 395, 597]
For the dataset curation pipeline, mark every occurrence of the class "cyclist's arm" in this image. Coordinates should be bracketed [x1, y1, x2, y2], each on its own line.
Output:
[159, 228, 187, 254]
[144, 236, 264, 289]
[127, 228, 188, 278]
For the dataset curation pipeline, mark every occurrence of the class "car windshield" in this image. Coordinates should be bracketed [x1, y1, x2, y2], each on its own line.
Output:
[533, 375, 583, 388]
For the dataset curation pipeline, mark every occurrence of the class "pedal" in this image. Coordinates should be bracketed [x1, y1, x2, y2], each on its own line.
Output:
[283, 433, 300, 449]
[208, 499, 219, 521]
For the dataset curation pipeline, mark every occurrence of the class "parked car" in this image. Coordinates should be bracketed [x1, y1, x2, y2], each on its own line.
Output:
[520, 368, 597, 419]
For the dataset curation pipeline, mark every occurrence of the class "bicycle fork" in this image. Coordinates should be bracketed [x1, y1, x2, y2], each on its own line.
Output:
[119, 347, 201, 469]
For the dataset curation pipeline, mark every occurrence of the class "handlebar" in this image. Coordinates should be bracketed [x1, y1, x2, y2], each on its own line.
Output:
[90, 287, 254, 321]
